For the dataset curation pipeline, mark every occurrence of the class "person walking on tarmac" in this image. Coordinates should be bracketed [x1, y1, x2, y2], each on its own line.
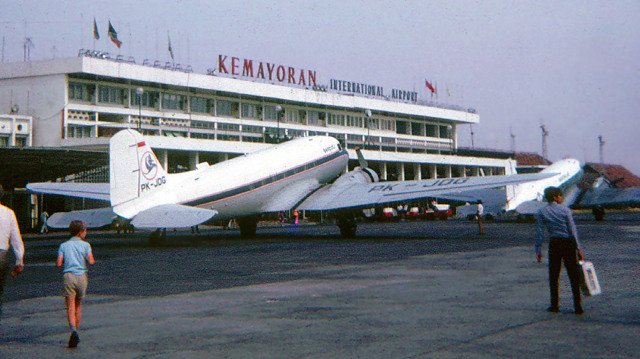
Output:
[57, 220, 95, 348]
[40, 210, 49, 234]
[535, 186, 584, 315]
[476, 200, 485, 235]
[0, 184, 25, 323]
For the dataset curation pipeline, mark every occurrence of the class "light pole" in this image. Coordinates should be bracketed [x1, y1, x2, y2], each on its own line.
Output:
[136, 87, 144, 131]
[275, 105, 283, 143]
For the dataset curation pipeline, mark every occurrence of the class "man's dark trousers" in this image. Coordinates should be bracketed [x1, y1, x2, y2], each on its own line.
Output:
[549, 237, 582, 311]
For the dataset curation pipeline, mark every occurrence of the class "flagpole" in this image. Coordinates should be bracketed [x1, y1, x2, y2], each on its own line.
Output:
[81, 13, 84, 50]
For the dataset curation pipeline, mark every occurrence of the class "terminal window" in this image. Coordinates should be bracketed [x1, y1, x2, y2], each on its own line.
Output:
[263, 105, 277, 121]
[241, 104, 258, 119]
[98, 86, 126, 105]
[190, 97, 214, 114]
[68, 82, 94, 102]
[217, 100, 238, 118]
[162, 94, 186, 111]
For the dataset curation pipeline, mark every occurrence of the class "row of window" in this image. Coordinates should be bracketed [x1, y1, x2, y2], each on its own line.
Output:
[68, 81, 451, 139]
[64, 123, 452, 152]
[0, 136, 28, 147]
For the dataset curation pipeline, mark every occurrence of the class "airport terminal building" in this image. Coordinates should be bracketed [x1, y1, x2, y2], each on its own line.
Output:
[0, 53, 515, 229]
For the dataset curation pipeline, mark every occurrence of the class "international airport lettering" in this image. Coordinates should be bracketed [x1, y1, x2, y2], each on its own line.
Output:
[329, 79, 418, 103]
[217, 55, 317, 86]
[390, 89, 418, 102]
[329, 79, 384, 97]
[141, 176, 166, 192]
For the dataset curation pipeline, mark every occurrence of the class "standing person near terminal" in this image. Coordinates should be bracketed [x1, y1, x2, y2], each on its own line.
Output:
[476, 200, 484, 235]
[40, 210, 49, 234]
[535, 186, 584, 315]
[0, 184, 25, 323]
[57, 220, 95, 348]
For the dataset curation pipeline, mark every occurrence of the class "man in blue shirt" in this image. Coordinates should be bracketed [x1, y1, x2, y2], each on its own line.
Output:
[536, 186, 584, 315]
[57, 220, 95, 348]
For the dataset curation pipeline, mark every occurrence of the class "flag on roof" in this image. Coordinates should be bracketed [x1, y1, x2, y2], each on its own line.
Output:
[168, 34, 174, 61]
[425, 79, 436, 94]
[108, 21, 122, 48]
[93, 18, 100, 40]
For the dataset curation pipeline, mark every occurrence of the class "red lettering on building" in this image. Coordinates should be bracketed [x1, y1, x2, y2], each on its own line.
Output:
[298, 70, 306, 86]
[276, 65, 285, 82]
[218, 55, 228, 74]
[216, 54, 318, 87]
[267, 63, 275, 80]
[308, 71, 316, 86]
[242, 59, 254, 77]
[257, 62, 265, 79]
[288, 67, 295, 84]
[231, 57, 240, 75]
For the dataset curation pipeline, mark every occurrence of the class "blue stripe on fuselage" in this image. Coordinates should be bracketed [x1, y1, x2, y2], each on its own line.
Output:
[184, 150, 348, 208]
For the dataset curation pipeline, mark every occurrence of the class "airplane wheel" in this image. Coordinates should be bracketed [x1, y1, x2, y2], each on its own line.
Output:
[237, 216, 258, 237]
[338, 219, 357, 238]
[592, 207, 605, 221]
[334, 209, 357, 238]
[149, 228, 164, 246]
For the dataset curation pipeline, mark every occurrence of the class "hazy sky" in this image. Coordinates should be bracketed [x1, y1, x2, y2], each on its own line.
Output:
[2, 0, 639, 174]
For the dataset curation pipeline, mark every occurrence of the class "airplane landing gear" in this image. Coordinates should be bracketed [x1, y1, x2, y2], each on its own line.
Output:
[335, 209, 357, 238]
[149, 228, 166, 245]
[237, 215, 258, 237]
[592, 207, 605, 221]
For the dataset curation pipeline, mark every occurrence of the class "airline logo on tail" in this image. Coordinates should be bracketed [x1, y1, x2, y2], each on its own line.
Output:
[136, 141, 166, 193]
[141, 151, 158, 180]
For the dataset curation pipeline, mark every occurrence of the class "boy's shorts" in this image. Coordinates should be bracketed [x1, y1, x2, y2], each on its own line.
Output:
[63, 273, 88, 299]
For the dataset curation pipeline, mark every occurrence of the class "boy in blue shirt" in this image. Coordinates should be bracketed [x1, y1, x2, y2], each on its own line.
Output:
[57, 220, 95, 348]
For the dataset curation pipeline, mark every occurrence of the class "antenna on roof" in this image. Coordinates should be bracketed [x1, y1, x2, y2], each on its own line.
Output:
[598, 135, 605, 163]
[540, 123, 549, 160]
[509, 126, 516, 153]
[470, 124, 475, 148]
[23, 37, 34, 62]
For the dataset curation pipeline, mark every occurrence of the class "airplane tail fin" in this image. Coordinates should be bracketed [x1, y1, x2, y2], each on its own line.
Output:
[109, 129, 168, 207]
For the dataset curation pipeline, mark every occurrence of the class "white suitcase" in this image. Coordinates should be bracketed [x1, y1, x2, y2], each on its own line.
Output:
[579, 261, 601, 296]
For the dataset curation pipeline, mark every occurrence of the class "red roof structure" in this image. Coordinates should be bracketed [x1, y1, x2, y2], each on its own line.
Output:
[580, 163, 640, 189]
[513, 153, 551, 167]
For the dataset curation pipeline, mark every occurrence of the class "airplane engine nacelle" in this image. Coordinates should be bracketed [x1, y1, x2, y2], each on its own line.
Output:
[332, 167, 379, 188]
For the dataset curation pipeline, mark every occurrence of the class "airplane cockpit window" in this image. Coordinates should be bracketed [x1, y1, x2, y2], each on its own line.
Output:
[337, 143, 343, 151]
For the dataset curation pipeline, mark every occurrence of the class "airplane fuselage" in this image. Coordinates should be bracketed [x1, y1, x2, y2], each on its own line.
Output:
[127, 136, 349, 219]
[506, 158, 583, 212]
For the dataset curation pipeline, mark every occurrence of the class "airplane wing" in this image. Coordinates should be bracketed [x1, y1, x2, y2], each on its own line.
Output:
[297, 172, 556, 211]
[47, 207, 116, 228]
[130, 204, 218, 228]
[514, 201, 546, 215]
[576, 187, 640, 208]
[27, 182, 110, 201]
[261, 178, 321, 212]
[428, 188, 507, 204]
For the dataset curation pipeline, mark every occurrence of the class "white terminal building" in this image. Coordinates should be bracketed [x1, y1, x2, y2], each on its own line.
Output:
[0, 53, 514, 188]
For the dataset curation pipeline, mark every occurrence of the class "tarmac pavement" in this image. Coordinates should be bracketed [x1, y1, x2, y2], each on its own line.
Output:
[1, 217, 639, 358]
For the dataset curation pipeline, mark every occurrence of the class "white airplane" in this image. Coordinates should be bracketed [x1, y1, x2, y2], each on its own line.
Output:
[444, 158, 584, 220]
[570, 175, 640, 221]
[27, 129, 555, 237]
